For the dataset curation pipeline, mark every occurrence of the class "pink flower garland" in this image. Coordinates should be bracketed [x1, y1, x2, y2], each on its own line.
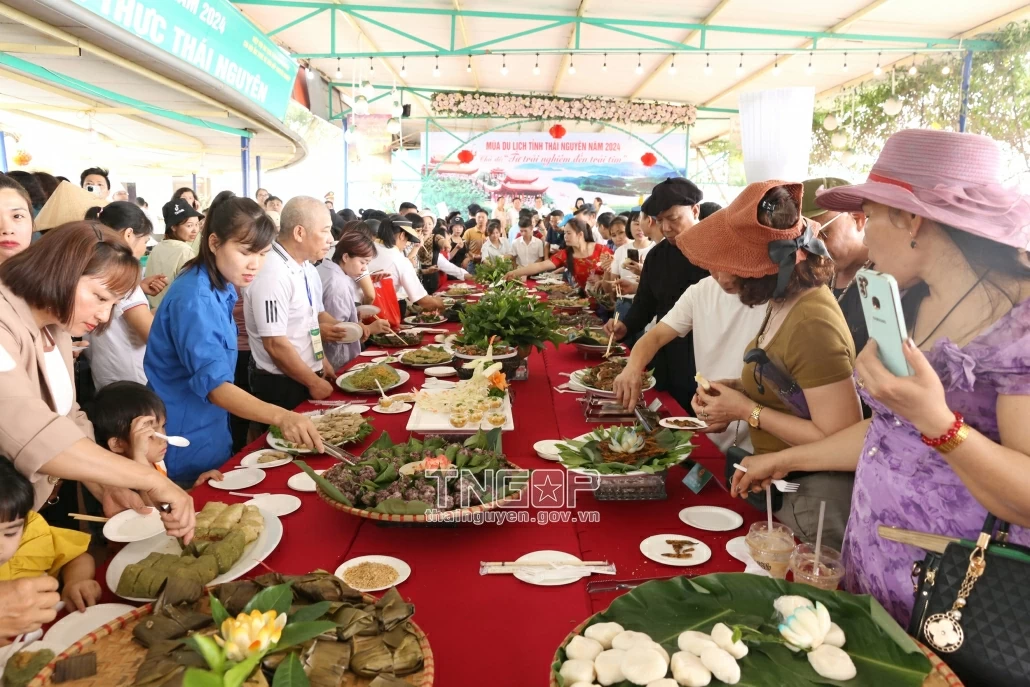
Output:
[430, 92, 698, 127]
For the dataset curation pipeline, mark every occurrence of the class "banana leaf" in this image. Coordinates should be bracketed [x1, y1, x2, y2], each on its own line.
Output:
[376, 588, 415, 631]
[371, 498, 434, 515]
[368, 676, 416, 687]
[295, 461, 352, 506]
[350, 636, 394, 678]
[215, 579, 263, 616]
[551, 573, 932, 687]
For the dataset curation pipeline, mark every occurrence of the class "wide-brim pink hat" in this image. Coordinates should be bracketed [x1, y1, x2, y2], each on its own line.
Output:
[817, 129, 1030, 250]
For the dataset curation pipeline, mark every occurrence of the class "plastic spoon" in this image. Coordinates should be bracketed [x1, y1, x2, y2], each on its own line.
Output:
[155, 432, 190, 447]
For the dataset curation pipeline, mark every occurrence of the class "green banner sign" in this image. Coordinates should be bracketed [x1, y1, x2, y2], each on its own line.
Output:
[74, 0, 298, 121]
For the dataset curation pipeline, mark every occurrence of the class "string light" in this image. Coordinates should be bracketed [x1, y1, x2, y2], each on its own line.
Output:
[568, 54, 576, 74]
[941, 54, 951, 75]
[399, 56, 406, 77]
[334, 58, 342, 80]
[602, 53, 607, 72]
[772, 53, 780, 75]
[533, 53, 540, 75]
[736, 52, 743, 75]
[369, 57, 374, 78]
[501, 53, 508, 76]
[668, 55, 676, 75]
[432, 55, 440, 77]
[806, 52, 813, 75]
[908, 53, 918, 75]
[873, 52, 882, 76]
[467, 55, 472, 73]
[635, 53, 643, 75]
[704, 53, 711, 76]
[842, 52, 848, 72]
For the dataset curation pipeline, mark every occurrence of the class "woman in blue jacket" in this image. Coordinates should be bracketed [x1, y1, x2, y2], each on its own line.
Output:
[145, 195, 322, 484]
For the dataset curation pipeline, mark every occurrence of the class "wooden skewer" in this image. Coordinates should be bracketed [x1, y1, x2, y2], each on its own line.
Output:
[877, 525, 958, 554]
[69, 513, 109, 523]
[481, 560, 609, 568]
[604, 311, 620, 358]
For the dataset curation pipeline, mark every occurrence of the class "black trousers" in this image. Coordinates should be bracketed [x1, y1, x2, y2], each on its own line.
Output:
[248, 361, 322, 435]
[231, 350, 252, 453]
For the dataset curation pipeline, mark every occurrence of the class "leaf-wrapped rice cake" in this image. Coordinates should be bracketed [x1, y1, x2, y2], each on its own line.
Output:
[155, 575, 206, 608]
[368, 677, 416, 687]
[194, 555, 219, 584]
[332, 605, 376, 640]
[132, 609, 209, 649]
[3, 648, 55, 687]
[195, 501, 227, 529]
[303, 639, 351, 686]
[290, 572, 363, 603]
[216, 579, 263, 616]
[376, 588, 414, 631]
[211, 503, 244, 530]
[117, 563, 146, 598]
[151, 554, 180, 573]
[349, 636, 394, 678]
[238, 506, 264, 544]
[383, 625, 424, 676]
[134, 639, 209, 687]
[207, 529, 246, 574]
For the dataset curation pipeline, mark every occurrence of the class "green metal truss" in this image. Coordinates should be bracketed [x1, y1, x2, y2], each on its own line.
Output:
[241, 1, 996, 59]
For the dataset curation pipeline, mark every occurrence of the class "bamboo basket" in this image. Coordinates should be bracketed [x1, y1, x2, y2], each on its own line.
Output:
[549, 616, 961, 687]
[316, 483, 523, 524]
[27, 592, 434, 687]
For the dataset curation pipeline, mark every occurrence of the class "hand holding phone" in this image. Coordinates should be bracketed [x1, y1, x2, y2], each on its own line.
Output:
[856, 268, 913, 376]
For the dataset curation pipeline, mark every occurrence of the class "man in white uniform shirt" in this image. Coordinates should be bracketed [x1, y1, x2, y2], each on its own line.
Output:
[511, 216, 544, 267]
[245, 197, 349, 435]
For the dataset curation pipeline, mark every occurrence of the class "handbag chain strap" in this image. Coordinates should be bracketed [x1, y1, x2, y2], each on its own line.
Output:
[922, 531, 990, 654]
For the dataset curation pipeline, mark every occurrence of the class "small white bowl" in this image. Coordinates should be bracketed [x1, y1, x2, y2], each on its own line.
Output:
[533, 439, 563, 461]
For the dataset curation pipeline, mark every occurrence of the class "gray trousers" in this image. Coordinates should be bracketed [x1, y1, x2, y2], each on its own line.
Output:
[774, 472, 855, 551]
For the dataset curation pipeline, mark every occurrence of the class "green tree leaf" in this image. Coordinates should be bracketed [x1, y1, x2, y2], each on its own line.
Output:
[209, 593, 230, 629]
[183, 634, 225, 674]
[243, 583, 294, 616]
[274, 620, 338, 653]
[183, 667, 225, 687]
[224, 652, 265, 687]
[272, 653, 310, 687]
[288, 601, 332, 624]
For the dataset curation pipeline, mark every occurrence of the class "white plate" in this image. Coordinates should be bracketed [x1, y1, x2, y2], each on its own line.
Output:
[102, 508, 166, 543]
[678, 506, 744, 532]
[533, 439, 563, 461]
[43, 603, 136, 653]
[106, 508, 283, 602]
[640, 534, 712, 567]
[726, 536, 751, 565]
[559, 431, 694, 477]
[209, 468, 265, 490]
[403, 315, 447, 326]
[371, 356, 400, 364]
[266, 432, 313, 455]
[512, 550, 590, 586]
[240, 449, 294, 469]
[425, 366, 457, 377]
[659, 416, 709, 431]
[568, 366, 656, 396]
[373, 402, 412, 414]
[334, 555, 411, 592]
[336, 366, 411, 394]
[245, 494, 302, 517]
[359, 350, 386, 357]
[406, 389, 514, 433]
[288, 469, 324, 493]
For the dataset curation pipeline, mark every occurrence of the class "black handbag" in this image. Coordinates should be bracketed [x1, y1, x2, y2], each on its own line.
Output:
[908, 514, 1030, 687]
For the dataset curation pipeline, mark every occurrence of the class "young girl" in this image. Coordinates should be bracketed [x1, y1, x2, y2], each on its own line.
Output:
[0, 460, 99, 612]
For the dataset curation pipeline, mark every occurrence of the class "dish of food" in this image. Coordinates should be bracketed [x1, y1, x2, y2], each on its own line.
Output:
[403, 312, 447, 325]
[549, 297, 591, 310]
[107, 503, 281, 601]
[536, 282, 577, 295]
[452, 342, 516, 358]
[399, 345, 453, 367]
[373, 401, 412, 414]
[368, 330, 424, 348]
[240, 448, 294, 469]
[334, 555, 411, 592]
[556, 424, 696, 475]
[571, 357, 655, 394]
[444, 284, 478, 296]
[555, 310, 603, 328]
[268, 410, 373, 452]
[639, 533, 713, 567]
[569, 327, 608, 346]
[660, 416, 709, 430]
[336, 363, 409, 394]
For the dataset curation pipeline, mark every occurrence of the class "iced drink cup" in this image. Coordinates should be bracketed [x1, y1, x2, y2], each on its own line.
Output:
[790, 543, 845, 590]
[745, 522, 794, 578]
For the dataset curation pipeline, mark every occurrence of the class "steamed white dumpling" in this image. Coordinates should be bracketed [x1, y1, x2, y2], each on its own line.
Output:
[710, 622, 748, 659]
[646, 642, 670, 663]
[808, 644, 857, 680]
[612, 630, 655, 651]
[621, 646, 669, 686]
[569, 683, 600, 687]
[677, 630, 717, 656]
[825, 622, 846, 648]
[671, 651, 712, 687]
[646, 680, 679, 687]
[567, 635, 604, 662]
[560, 659, 596, 684]
[594, 649, 626, 686]
[585, 622, 625, 649]
[700, 646, 740, 685]
[774, 595, 814, 619]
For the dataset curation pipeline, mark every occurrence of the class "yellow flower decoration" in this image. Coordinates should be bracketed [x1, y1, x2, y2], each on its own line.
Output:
[213, 609, 287, 662]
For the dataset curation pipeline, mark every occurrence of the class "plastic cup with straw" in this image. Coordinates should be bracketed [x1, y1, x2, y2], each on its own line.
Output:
[789, 500, 845, 589]
[744, 487, 794, 578]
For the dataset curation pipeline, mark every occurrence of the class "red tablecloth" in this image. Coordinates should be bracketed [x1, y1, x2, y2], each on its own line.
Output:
[98, 283, 767, 686]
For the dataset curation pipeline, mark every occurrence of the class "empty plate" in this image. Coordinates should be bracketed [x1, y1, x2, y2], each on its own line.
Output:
[678, 506, 744, 532]
[425, 366, 457, 377]
[245, 494, 302, 517]
[288, 470, 324, 493]
[44, 603, 136, 653]
[725, 536, 751, 565]
[240, 449, 294, 469]
[373, 402, 412, 414]
[512, 550, 590, 586]
[359, 350, 386, 357]
[103, 509, 165, 543]
[533, 439, 563, 461]
[639, 534, 712, 567]
[209, 468, 265, 491]
[334, 555, 411, 592]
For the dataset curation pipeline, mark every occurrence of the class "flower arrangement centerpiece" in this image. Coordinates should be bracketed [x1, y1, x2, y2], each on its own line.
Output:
[431, 91, 698, 127]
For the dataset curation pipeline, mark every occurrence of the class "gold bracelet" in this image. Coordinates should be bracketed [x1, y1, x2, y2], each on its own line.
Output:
[936, 424, 971, 454]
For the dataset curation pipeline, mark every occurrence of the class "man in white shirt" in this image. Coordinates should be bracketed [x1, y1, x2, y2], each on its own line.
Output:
[492, 196, 514, 234]
[594, 196, 614, 216]
[245, 196, 346, 433]
[610, 275, 766, 453]
[533, 196, 549, 217]
[511, 217, 544, 267]
[367, 215, 446, 313]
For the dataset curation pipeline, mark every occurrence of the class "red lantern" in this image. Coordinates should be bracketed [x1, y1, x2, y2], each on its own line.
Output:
[640, 152, 657, 167]
[548, 124, 567, 139]
[457, 149, 474, 164]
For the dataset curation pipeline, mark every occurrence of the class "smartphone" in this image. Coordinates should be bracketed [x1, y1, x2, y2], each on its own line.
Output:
[855, 268, 913, 376]
[626, 248, 640, 263]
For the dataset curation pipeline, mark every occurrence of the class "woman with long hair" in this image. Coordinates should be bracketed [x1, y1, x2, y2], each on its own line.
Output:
[0, 174, 33, 263]
[504, 217, 612, 289]
[679, 181, 862, 550]
[144, 196, 322, 485]
[733, 130, 1030, 625]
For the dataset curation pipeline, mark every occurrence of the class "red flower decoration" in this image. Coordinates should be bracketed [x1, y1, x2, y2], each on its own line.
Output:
[640, 152, 658, 167]
[457, 149, 474, 164]
[548, 124, 567, 139]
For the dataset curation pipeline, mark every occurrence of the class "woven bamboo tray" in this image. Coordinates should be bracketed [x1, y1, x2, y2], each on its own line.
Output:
[27, 593, 434, 687]
[549, 616, 961, 687]
[316, 483, 523, 523]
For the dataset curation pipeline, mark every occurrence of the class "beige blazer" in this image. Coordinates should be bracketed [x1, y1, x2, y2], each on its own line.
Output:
[0, 281, 94, 510]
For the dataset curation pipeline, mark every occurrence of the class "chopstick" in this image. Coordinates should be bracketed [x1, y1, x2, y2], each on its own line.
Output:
[877, 525, 958, 553]
[69, 513, 109, 523]
[481, 560, 609, 567]
[604, 311, 620, 358]
[373, 316, 411, 346]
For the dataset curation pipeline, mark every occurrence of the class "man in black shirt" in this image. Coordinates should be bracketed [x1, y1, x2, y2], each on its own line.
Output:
[545, 209, 565, 252]
[604, 178, 708, 410]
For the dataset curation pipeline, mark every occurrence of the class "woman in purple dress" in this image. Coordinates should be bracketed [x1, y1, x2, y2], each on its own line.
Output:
[732, 128, 1030, 625]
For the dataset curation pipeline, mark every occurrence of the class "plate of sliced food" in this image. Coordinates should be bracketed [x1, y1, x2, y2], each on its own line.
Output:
[368, 330, 424, 348]
[107, 502, 282, 601]
[549, 296, 592, 312]
[556, 424, 696, 476]
[398, 345, 453, 368]
[336, 363, 410, 394]
[569, 357, 655, 396]
[403, 312, 447, 326]
[240, 448, 294, 469]
[267, 409, 374, 453]
[660, 416, 709, 431]
[639, 533, 712, 567]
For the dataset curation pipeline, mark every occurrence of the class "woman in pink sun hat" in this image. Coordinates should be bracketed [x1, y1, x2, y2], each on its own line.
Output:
[733, 128, 1030, 625]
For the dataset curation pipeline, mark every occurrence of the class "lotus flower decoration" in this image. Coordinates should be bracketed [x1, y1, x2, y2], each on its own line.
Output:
[214, 610, 286, 661]
[607, 427, 645, 454]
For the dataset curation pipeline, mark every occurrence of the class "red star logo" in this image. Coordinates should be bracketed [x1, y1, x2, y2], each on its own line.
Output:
[533, 472, 563, 505]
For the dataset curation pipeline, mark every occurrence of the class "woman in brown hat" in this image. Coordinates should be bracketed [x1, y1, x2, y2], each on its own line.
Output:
[679, 180, 862, 550]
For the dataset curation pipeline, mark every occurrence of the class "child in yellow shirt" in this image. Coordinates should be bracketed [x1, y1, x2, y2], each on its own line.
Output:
[0, 460, 99, 612]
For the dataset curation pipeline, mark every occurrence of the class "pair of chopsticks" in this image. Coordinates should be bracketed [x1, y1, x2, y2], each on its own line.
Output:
[70, 513, 108, 523]
[602, 283, 623, 358]
[373, 316, 410, 346]
[877, 525, 958, 553]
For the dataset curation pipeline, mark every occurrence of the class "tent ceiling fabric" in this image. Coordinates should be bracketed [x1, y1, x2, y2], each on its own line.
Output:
[235, 0, 1030, 143]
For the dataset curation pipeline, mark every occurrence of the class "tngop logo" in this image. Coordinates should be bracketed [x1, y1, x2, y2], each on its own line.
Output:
[528, 469, 598, 509]
[423, 468, 598, 510]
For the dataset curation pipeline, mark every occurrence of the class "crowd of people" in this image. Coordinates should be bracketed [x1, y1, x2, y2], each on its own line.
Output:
[0, 127, 1028, 644]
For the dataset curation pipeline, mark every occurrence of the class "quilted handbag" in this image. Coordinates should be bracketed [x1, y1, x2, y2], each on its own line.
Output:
[908, 515, 1030, 687]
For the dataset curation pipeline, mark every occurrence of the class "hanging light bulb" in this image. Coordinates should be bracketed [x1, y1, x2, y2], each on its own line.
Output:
[88, 127, 99, 143]
[842, 52, 848, 72]
[772, 54, 780, 75]
[433, 55, 440, 77]
[467, 55, 472, 73]
[360, 80, 374, 98]
[668, 55, 676, 75]
[822, 113, 839, 131]
[635, 53, 643, 75]
[533, 53, 540, 75]
[736, 52, 743, 75]
[368, 57, 374, 79]
[908, 53, 918, 75]
[501, 53, 508, 76]
[568, 54, 576, 75]
[353, 95, 369, 115]
[704, 52, 712, 76]
[344, 123, 357, 144]
[399, 56, 406, 77]
[941, 57, 951, 75]
[334, 58, 342, 80]
[602, 52, 607, 72]
[391, 99, 403, 117]
[806, 52, 813, 75]
[831, 132, 848, 148]
[883, 68, 902, 116]
[841, 149, 856, 166]
[386, 117, 401, 134]
[873, 52, 882, 76]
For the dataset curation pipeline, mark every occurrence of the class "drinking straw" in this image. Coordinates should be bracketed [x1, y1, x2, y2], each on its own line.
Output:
[813, 500, 827, 576]
[766, 486, 773, 533]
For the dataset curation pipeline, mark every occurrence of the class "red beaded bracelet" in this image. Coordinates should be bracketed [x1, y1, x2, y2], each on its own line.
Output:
[921, 411, 964, 447]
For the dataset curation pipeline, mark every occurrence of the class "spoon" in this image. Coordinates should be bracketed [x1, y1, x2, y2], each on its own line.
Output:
[155, 432, 190, 447]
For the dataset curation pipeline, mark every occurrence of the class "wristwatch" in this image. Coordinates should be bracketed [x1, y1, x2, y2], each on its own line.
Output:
[748, 404, 765, 429]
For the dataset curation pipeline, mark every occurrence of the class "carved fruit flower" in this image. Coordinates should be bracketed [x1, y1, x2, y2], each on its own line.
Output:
[608, 427, 645, 454]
